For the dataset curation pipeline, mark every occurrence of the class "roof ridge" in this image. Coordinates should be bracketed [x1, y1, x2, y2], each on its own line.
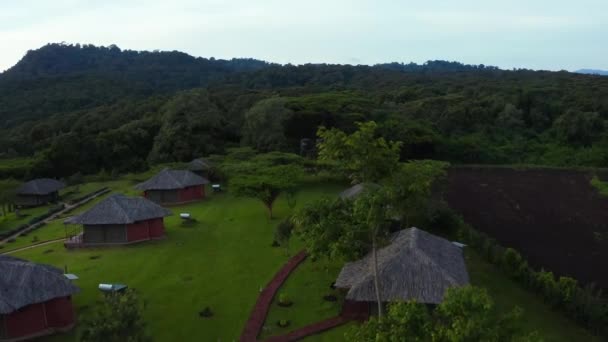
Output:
[410, 229, 460, 284]
[110, 195, 134, 223]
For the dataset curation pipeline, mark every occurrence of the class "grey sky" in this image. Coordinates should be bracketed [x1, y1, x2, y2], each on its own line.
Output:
[1, 0, 606, 72]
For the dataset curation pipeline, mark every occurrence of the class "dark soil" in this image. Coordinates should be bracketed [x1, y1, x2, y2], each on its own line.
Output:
[446, 166, 608, 289]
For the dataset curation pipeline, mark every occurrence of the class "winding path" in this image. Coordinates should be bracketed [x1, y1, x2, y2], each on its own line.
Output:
[0, 188, 110, 249]
[240, 250, 308, 342]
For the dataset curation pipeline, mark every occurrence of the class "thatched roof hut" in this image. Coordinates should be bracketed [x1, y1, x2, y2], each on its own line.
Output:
[66, 194, 171, 225]
[15, 178, 65, 207]
[0, 255, 79, 340]
[135, 169, 210, 204]
[339, 183, 381, 200]
[64, 194, 171, 248]
[0, 256, 79, 314]
[16, 179, 65, 196]
[335, 227, 469, 304]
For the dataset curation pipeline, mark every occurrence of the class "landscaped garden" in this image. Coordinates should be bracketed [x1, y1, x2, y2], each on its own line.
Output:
[2, 173, 597, 341]
[2, 133, 606, 341]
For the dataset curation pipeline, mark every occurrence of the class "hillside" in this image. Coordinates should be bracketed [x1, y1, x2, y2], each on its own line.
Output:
[2, 43, 608, 178]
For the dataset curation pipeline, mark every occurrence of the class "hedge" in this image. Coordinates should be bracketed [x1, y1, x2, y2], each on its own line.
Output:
[456, 218, 608, 338]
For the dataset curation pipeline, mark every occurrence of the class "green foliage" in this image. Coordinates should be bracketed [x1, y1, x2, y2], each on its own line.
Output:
[274, 217, 294, 247]
[80, 289, 151, 342]
[225, 152, 304, 218]
[388, 160, 449, 226]
[241, 97, 293, 152]
[590, 176, 608, 196]
[148, 89, 226, 163]
[551, 110, 604, 146]
[457, 219, 608, 337]
[347, 286, 540, 342]
[317, 121, 402, 183]
[293, 197, 367, 261]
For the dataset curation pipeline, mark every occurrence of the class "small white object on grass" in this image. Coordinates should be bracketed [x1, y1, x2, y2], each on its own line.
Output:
[180, 213, 191, 219]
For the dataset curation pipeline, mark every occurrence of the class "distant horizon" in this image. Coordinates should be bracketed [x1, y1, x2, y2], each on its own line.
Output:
[2, 42, 606, 75]
[2, 1, 607, 73]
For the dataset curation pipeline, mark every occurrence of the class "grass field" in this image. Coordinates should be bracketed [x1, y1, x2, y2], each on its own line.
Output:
[5, 176, 600, 341]
[12, 183, 343, 341]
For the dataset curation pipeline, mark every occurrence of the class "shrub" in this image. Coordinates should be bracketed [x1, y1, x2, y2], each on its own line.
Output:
[278, 293, 292, 307]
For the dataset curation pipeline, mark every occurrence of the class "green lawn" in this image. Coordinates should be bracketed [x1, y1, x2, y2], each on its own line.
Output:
[12, 184, 343, 341]
[259, 258, 345, 339]
[6, 177, 600, 341]
[264, 245, 599, 342]
[0, 205, 49, 234]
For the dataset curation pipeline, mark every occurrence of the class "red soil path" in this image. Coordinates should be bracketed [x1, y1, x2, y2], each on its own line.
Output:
[264, 316, 350, 342]
[240, 250, 308, 342]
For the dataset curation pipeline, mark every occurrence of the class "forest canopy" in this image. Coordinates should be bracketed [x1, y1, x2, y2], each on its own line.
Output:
[1, 43, 608, 178]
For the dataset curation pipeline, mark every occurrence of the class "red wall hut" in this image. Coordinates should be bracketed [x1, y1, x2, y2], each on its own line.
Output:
[64, 194, 172, 248]
[0, 256, 79, 341]
[135, 169, 209, 205]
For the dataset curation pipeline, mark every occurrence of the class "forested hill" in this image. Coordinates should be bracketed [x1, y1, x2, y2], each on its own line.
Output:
[1, 43, 608, 178]
[0, 43, 271, 126]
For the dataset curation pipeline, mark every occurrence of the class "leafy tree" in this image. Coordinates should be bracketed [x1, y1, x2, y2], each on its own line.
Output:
[294, 188, 393, 317]
[317, 121, 402, 183]
[274, 217, 295, 252]
[227, 157, 303, 219]
[388, 160, 449, 227]
[148, 89, 225, 163]
[80, 289, 150, 342]
[241, 97, 293, 152]
[552, 109, 604, 146]
[347, 286, 540, 342]
[293, 197, 367, 261]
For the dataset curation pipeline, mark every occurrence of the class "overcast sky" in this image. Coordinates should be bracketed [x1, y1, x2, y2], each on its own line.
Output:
[1, 0, 607, 72]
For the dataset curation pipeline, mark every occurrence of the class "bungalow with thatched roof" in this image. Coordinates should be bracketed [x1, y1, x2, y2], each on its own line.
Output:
[335, 227, 469, 319]
[64, 194, 171, 248]
[135, 169, 209, 205]
[0, 255, 79, 341]
[339, 183, 380, 200]
[15, 178, 65, 207]
[188, 158, 213, 177]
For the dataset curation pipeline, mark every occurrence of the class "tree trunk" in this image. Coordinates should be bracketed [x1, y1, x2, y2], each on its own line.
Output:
[266, 203, 273, 219]
[372, 236, 383, 318]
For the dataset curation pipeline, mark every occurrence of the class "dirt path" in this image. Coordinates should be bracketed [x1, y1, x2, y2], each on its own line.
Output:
[1, 238, 65, 255]
[240, 250, 308, 342]
[0, 188, 111, 246]
[264, 316, 350, 342]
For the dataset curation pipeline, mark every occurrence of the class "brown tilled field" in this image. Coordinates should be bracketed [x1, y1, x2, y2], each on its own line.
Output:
[446, 166, 608, 289]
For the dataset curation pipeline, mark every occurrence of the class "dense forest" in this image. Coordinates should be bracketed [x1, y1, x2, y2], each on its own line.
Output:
[1, 43, 608, 178]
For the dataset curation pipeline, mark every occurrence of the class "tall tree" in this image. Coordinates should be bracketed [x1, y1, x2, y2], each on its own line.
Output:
[317, 121, 402, 183]
[294, 188, 392, 317]
[226, 153, 304, 219]
[241, 97, 293, 152]
[388, 160, 449, 227]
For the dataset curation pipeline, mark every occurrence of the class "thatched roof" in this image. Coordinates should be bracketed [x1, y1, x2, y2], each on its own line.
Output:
[135, 169, 209, 191]
[0, 255, 79, 314]
[65, 194, 172, 225]
[189, 158, 212, 171]
[339, 183, 380, 200]
[335, 227, 469, 304]
[16, 178, 65, 195]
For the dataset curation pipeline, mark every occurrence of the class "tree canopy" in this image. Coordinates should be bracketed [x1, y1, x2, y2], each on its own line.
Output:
[347, 286, 540, 342]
